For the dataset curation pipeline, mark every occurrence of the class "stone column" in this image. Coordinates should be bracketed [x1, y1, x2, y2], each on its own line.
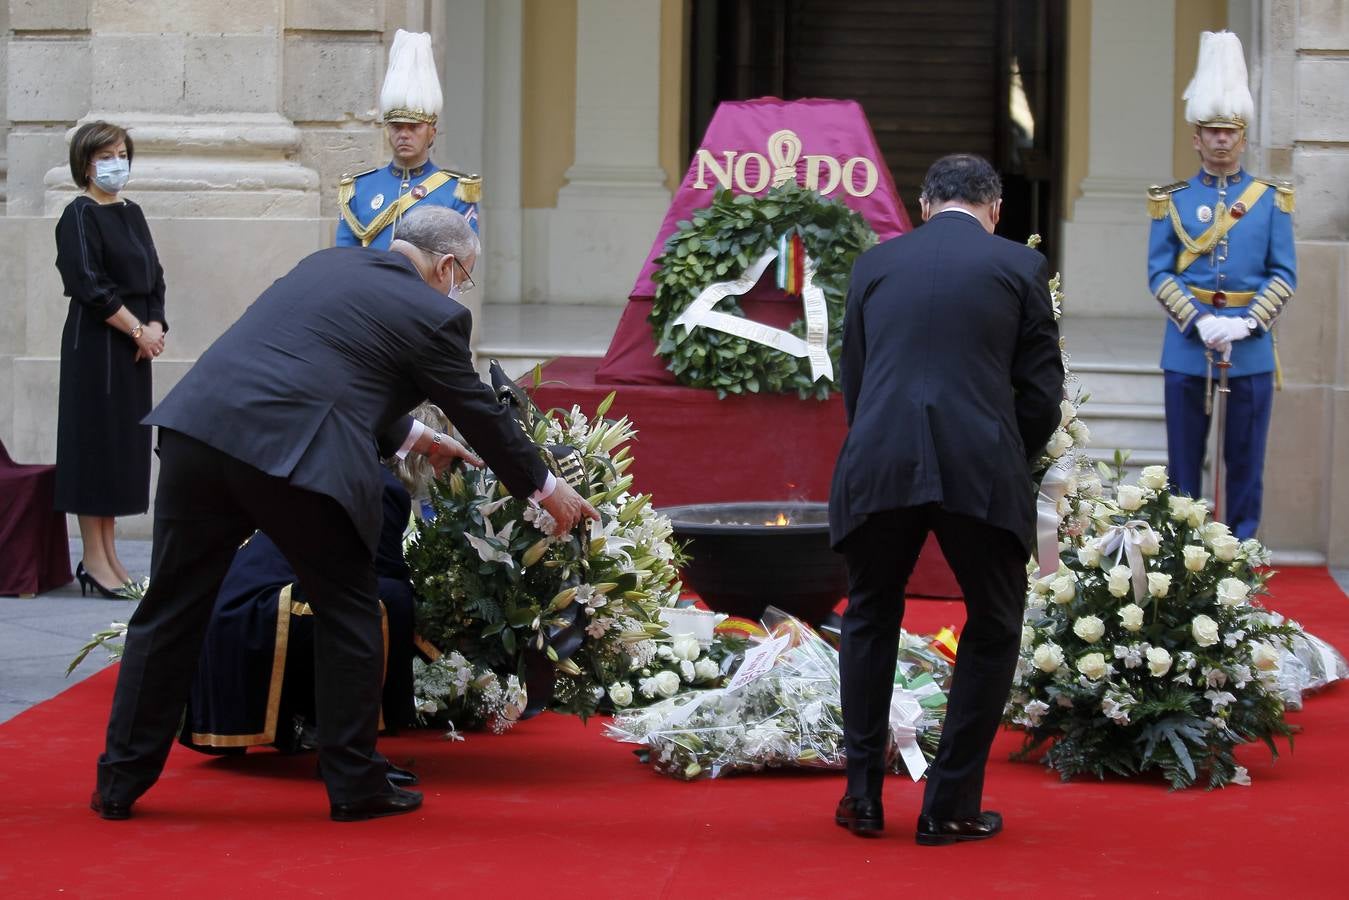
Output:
[1060, 0, 1177, 317]
[547, 0, 671, 303]
[1250, 0, 1349, 563]
[39, 0, 319, 218]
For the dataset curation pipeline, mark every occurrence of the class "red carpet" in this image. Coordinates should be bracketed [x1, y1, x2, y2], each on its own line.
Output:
[1, 568, 1344, 898]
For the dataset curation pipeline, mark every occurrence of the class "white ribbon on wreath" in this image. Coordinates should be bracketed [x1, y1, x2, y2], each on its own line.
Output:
[1034, 457, 1076, 579]
[670, 246, 834, 383]
[1094, 520, 1161, 604]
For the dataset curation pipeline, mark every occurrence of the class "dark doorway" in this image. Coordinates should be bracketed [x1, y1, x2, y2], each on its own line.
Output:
[688, 0, 1067, 261]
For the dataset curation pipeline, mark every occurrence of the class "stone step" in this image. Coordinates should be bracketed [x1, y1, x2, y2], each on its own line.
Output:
[1070, 361, 1165, 406]
[1076, 400, 1167, 454]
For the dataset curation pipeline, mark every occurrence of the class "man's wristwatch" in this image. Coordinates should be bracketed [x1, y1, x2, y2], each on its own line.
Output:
[129, 322, 144, 340]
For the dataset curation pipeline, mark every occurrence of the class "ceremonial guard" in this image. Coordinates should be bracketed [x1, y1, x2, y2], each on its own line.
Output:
[1147, 31, 1295, 539]
[335, 29, 480, 249]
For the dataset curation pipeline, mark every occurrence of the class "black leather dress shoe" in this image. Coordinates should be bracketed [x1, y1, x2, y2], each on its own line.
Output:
[915, 810, 1003, 846]
[90, 791, 132, 821]
[834, 795, 884, 836]
[330, 786, 423, 822]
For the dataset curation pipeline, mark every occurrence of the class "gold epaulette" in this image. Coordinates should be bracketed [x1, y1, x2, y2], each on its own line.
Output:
[448, 171, 482, 204]
[1253, 176, 1295, 214]
[1147, 181, 1188, 220]
[338, 166, 378, 186]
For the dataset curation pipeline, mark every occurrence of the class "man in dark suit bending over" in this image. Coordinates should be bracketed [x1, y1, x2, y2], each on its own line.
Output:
[92, 206, 597, 822]
[829, 155, 1063, 845]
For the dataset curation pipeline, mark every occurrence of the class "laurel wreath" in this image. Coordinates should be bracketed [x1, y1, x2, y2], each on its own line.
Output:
[648, 183, 876, 400]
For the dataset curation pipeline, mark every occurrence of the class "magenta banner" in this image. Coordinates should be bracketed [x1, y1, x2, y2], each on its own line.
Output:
[628, 97, 911, 302]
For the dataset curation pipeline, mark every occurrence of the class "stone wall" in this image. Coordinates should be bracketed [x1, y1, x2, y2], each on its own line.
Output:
[1252, 0, 1349, 564]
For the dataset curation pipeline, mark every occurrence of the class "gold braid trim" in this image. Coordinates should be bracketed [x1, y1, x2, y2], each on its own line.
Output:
[1254, 177, 1296, 214]
[1147, 181, 1187, 220]
[453, 173, 482, 203]
[1175, 180, 1270, 274]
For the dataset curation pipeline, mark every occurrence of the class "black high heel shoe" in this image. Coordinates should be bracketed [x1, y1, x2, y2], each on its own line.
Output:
[76, 561, 128, 599]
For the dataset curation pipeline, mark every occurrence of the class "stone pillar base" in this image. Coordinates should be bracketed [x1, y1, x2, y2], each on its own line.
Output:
[43, 114, 319, 218]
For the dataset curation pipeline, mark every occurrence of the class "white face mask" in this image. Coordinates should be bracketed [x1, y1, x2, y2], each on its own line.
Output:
[93, 157, 130, 194]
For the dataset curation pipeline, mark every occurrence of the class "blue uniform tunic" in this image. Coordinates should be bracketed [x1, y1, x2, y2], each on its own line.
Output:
[334, 160, 479, 250]
[1147, 167, 1295, 377]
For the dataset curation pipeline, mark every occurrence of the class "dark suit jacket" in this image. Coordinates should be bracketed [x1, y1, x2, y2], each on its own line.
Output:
[828, 211, 1064, 552]
[146, 247, 548, 553]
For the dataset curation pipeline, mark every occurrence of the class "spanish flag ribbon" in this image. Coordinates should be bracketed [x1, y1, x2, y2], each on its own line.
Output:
[930, 626, 959, 664]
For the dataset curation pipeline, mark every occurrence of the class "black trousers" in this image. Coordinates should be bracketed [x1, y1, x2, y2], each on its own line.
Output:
[97, 429, 390, 806]
[839, 504, 1028, 819]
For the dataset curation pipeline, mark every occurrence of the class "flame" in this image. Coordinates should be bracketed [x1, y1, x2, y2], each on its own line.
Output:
[763, 512, 791, 526]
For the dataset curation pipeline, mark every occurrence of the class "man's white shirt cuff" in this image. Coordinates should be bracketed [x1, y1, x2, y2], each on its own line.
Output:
[396, 419, 428, 460]
[531, 472, 557, 503]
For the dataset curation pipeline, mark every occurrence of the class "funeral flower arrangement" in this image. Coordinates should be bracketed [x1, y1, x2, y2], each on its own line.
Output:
[648, 182, 875, 399]
[607, 611, 949, 781]
[411, 652, 527, 736]
[408, 389, 728, 721]
[1006, 464, 1299, 789]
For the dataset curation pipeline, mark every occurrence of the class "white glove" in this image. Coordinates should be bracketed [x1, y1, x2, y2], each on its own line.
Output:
[1221, 316, 1257, 343]
[1194, 315, 1227, 349]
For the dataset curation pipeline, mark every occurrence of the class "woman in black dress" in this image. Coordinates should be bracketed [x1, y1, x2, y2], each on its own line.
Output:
[54, 122, 167, 597]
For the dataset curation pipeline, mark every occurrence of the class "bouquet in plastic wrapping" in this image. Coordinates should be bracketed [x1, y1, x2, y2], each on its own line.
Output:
[605, 608, 951, 781]
[1254, 611, 1349, 710]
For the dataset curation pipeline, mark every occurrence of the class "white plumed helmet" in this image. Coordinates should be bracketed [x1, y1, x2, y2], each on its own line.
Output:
[380, 29, 442, 125]
[1182, 31, 1254, 130]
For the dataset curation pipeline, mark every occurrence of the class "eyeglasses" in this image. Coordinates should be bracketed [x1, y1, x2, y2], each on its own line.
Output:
[453, 257, 476, 295]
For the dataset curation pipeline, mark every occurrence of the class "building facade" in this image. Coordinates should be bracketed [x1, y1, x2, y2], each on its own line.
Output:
[1, 0, 1346, 562]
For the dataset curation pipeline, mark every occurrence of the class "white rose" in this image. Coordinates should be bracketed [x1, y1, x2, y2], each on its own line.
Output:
[1216, 577, 1250, 607]
[1191, 615, 1220, 648]
[1059, 399, 1077, 426]
[1137, 528, 1161, 557]
[1033, 642, 1065, 673]
[671, 635, 702, 661]
[1186, 501, 1208, 529]
[1202, 521, 1232, 543]
[1045, 430, 1074, 459]
[1139, 465, 1169, 491]
[1250, 642, 1281, 671]
[1106, 565, 1133, 598]
[1069, 420, 1091, 446]
[693, 658, 720, 682]
[1167, 495, 1194, 522]
[1031, 573, 1055, 596]
[1073, 615, 1105, 644]
[1077, 545, 1101, 568]
[1147, 572, 1172, 599]
[1209, 534, 1240, 562]
[679, 659, 696, 682]
[1118, 603, 1145, 632]
[1183, 545, 1211, 572]
[608, 682, 634, 707]
[1146, 647, 1174, 677]
[1021, 625, 1036, 650]
[653, 670, 681, 697]
[1077, 652, 1109, 680]
[1051, 574, 1078, 605]
[1116, 484, 1145, 512]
